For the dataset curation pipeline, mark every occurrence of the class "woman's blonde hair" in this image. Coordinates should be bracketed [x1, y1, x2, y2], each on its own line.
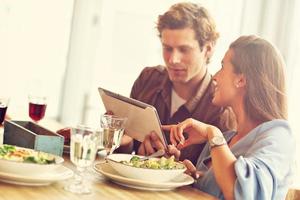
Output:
[230, 35, 287, 121]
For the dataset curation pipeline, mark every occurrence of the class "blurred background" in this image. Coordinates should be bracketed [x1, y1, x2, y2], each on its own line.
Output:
[1, 0, 300, 185]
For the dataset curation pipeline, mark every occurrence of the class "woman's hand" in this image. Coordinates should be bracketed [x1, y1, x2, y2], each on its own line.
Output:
[182, 159, 203, 179]
[166, 144, 181, 160]
[162, 118, 214, 149]
[166, 145, 202, 179]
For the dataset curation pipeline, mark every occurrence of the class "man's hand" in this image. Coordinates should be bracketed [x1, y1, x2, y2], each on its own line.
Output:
[115, 134, 134, 154]
[120, 134, 133, 146]
[138, 131, 165, 156]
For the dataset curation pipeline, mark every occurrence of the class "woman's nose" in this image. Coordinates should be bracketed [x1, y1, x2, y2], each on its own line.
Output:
[212, 70, 220, 80]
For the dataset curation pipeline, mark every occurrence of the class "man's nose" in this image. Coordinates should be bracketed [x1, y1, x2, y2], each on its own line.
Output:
[168, 50, 181, 64]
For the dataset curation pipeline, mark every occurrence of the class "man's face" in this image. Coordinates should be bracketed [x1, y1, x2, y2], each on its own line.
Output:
[161, 28, 208, 84]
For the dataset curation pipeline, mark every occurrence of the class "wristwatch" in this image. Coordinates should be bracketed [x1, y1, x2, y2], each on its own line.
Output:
[209, 135, 226, 149]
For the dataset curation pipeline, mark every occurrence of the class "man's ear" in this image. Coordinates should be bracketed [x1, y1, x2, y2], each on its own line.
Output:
[235, 74, 246, 88]
[204, 42, 214, 60]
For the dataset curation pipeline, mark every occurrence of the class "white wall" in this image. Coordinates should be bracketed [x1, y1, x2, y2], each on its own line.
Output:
[0, 0, 74, 120]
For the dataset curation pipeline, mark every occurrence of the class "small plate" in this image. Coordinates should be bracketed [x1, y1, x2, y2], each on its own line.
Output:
[94, 163, 194, 191]
[0, 165, 73, 186]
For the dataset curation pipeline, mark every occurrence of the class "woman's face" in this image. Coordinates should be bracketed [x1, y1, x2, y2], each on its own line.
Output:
[212, 49, 243, 107]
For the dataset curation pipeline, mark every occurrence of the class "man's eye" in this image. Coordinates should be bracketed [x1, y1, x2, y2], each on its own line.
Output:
[163, 47, 173, 52]
[179, 47, 190, 53]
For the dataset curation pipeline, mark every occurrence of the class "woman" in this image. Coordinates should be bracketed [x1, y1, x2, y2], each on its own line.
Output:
[164, 35, 295, 200]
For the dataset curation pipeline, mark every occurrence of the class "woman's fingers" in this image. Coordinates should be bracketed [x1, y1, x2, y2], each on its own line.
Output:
[175, 119, 195, 142]
[194, 171, 204, 179]
[163, 125, 176, 144]
[161, 125, 171, 130]
[164, 119, 211, 150]
[169, 126, 178, 146]
[167, 144, 180, 159]
[182, 159, 202, 179]
[174, 125, 184, 144]
[165, 125, 181, 145]
[164, 124, 185, 146]
[183, 159, 196, 172]
[177, 137, 195, 150]
[173, 124, 182, 144]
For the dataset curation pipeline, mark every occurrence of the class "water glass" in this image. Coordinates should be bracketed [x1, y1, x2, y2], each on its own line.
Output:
[65, 125, 99, 194]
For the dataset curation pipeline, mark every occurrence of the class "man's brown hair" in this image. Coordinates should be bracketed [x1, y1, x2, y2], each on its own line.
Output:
[157, 2, 219, 56]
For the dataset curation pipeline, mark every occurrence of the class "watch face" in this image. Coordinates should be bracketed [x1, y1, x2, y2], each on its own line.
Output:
[211, 136, 226, 146]
[213, 136, 225, 144]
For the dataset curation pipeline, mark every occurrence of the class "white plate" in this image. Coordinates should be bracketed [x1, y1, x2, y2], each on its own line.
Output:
[94, 163, 194, 191]
[0, 165, 73, 186]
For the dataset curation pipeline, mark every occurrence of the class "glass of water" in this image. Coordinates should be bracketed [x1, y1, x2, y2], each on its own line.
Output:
[100, 115, 127, 157]
[65, 125, 98, 194]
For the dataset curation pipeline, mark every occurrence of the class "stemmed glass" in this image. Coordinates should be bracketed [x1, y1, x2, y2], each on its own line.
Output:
[65, 125, 99, 194]
[99, 115, 127, 157]
[28, 95, 47, 122]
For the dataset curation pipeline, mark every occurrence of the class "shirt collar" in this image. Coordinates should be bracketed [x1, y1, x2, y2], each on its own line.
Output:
[185, 70, 212, 112]
[157, 69, 212, 113]
[157, 72, 172, 111]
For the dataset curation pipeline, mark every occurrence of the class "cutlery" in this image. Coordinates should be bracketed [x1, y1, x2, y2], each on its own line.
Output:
[140, 149, 165, 161]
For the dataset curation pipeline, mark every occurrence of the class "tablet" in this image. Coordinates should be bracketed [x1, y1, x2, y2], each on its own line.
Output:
[98, 87, 167, 147]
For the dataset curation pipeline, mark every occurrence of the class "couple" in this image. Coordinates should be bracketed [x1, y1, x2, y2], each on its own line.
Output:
[117, 2, 295, 200]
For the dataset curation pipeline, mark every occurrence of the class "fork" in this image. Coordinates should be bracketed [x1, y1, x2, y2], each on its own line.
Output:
[140, 149, 165, 161]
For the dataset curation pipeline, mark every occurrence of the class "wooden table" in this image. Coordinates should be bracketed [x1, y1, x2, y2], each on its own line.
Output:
[0, 183, 216, 200]
[0, 118, 217, 200]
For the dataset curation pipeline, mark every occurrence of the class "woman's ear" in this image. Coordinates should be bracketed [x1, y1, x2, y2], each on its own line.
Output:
[235, 74, 246, 88]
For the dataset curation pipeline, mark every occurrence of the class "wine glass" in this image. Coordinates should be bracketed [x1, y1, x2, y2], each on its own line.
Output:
[0, 97, 9, 126]
[64, 125, 99, 194]
[28, 95, 47, 122]
[100, 114, 127, 157]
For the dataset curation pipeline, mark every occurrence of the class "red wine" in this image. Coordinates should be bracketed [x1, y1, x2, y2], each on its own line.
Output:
[29, 103, 46, 122]
[0, 106, 7, 124]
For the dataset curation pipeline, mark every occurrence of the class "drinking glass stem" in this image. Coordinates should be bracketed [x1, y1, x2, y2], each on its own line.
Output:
[74, 166, 85, 185]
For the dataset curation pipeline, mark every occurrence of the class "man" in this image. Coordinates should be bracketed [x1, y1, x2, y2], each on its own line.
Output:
[119, 2, 236, 164]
